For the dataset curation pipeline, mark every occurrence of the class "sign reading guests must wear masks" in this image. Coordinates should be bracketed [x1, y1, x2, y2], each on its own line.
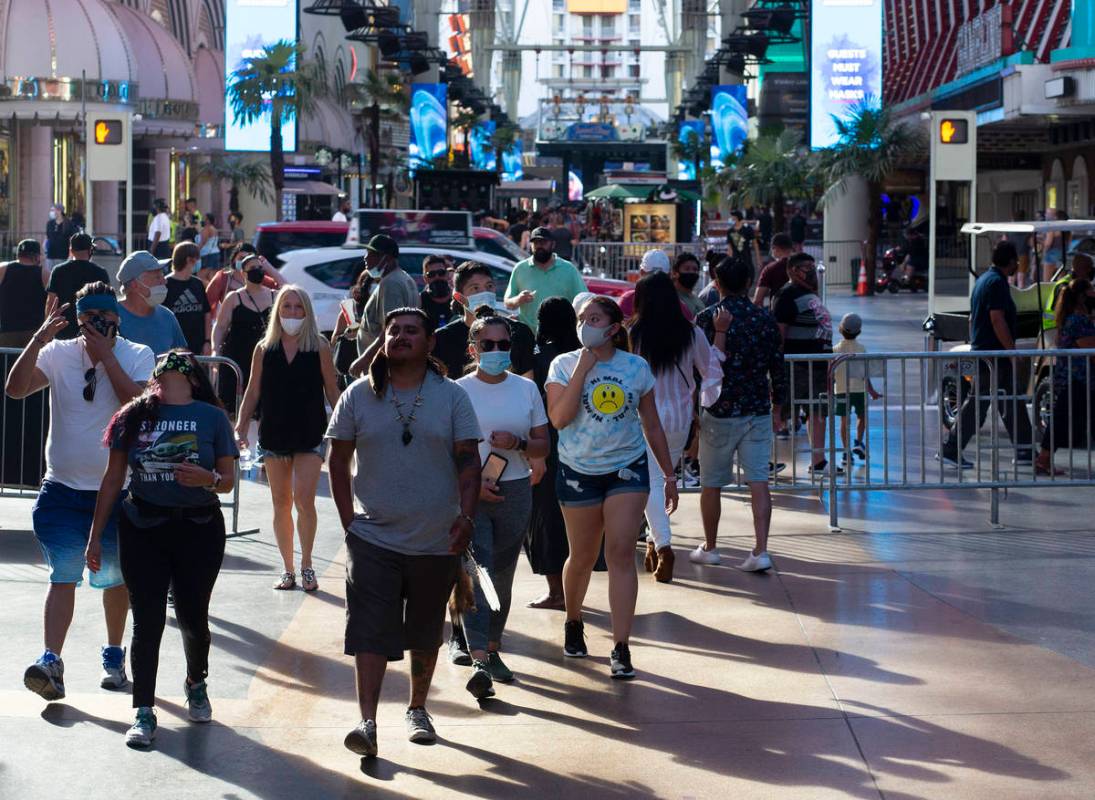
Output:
[809, 0, 883, 149]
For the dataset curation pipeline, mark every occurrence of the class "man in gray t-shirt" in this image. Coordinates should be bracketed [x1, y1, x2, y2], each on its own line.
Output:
[327, 306, 481, 755]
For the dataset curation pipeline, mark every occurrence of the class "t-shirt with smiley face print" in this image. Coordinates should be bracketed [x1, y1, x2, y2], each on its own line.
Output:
[546, 348, 655, 475]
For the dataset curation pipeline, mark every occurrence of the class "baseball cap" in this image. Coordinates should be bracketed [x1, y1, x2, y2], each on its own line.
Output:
[529, 226, 552, 242]
[639, 250, 670, 274]
[363, 233, 399, 258]
[17, 239, 41, 256]
[116, 250, 163, 284]
[839, 313, 862, 336]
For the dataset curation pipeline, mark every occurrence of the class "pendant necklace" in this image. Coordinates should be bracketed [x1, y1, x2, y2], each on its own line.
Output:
[389, 373, 427, 446]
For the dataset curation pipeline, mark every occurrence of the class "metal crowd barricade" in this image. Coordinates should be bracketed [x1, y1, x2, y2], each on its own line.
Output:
[758, 349, 1095, 529]
[575, 242, 709, 280]
[0, 347, 257, 538]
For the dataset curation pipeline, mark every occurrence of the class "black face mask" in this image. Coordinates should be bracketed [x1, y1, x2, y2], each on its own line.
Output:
[428, 279, 450, 298]
[532, 248, 553, 264]
[84, 316, 118, 339]
[246, 267, 265, 284]
[799, 271, 819, 291]
[678, 273, 700, 290]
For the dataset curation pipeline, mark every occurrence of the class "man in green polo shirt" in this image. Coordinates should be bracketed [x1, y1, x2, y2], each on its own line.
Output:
[504, 226, 587, 334]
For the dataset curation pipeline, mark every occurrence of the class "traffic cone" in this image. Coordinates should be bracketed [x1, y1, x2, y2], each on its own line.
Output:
[855, 261, 869, 296]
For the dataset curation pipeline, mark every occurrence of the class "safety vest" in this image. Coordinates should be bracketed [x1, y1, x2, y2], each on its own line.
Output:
[1042, 278, 1070, 330]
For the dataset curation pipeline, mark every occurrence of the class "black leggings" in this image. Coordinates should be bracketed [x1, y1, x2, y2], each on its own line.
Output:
[118, 510, 226, 708]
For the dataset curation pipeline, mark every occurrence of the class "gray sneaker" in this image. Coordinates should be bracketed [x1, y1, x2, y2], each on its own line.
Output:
[125, 707, 157, 749]
[184, 679, 212, 723]
[344, 719, 378, 757]
[405, 706, 436, 744]
[24, 652, 65, 701]
[465, 661, 495, 700]
[100, 645, 129, 690]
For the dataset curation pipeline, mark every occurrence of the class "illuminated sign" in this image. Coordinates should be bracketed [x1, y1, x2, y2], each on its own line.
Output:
[710, 85, 747, 170]
[225, 0, 298, 153]
[93, 119, 123, 145]
[938, 118, 968, 144]
[409, 83, 449, 173]
[809, 0, 883, 149]
[677, 120, 705, 180]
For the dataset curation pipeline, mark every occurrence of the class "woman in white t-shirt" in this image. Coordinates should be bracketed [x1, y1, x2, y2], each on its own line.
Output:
[545, 295, 678, 681]
[453, 315, 550, 700]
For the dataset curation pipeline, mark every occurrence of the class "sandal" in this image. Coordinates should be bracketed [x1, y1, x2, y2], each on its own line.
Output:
[273, 571, 296, 590]
[301, 568, 318, 593]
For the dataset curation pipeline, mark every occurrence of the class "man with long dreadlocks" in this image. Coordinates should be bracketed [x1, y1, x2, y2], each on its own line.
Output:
[326, 307, 481, 758]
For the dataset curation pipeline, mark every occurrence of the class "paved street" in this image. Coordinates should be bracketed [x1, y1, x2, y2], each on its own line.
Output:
[3, 290, 1095, 799]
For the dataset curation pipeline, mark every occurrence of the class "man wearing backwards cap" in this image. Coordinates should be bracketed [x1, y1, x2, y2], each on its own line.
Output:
[617, 250, 695, 320]
[5, 281, 154, 704]
[0, 239, 50, 347]
[116, 250, 186, 357]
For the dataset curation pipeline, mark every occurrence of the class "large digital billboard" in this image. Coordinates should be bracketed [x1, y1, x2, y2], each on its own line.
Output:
[409, 83, 449, 173]
[677, 120, 705, 180]
[709, 85, 747, 170]
[809, 0, 883, 149]
[225, 0, 298, 152]
[468, 120, 524, 181]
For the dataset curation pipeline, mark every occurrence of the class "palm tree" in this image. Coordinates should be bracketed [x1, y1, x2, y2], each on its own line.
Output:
[670, 124, 711, 185]
[723, 129, 817, 233]
[488, 122, 520, 176]
[192, 154, 272, 214]
[344, 69, 409, 206]
[227, 40, 320, 219]
[450, 108, 481, 169]
[818, 100, 925, 292]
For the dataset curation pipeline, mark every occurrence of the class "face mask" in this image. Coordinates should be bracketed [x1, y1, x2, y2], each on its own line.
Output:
[533, 248, 553, 264]
[678, 272, 700, 290]
[578, 321, 613, 348]
[428, 279, 450, 298]
[246, 267, 265, 284]
[478, 350, 511, 376]
[48, 210, 57, 221]
[280, 316, 305, 335]
[464, 290, 497, 313]
[84, 316, 118, 339]
[144, 283, 167, 306]
[367, 266, 385, 280]
[799, 270, 819, 291]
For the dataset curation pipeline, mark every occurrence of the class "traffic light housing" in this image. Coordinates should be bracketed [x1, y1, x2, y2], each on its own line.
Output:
[938, 118, 968, 145]
[93, 119, 123, 145]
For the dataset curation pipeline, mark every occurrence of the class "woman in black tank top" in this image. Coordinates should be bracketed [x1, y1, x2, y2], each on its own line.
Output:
[211, 259, 273, 414]
[235, 286, 340, 593]
[0, 256, 49, 347]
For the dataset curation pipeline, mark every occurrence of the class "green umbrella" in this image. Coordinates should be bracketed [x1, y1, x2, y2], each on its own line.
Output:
[584, 184, 651, 200]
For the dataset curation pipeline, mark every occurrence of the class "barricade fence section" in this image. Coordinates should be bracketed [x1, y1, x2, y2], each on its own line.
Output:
[697, 349, 1095, 529]
[0, 347, 254, 537]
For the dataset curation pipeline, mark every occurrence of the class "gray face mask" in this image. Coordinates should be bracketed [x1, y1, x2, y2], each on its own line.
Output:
[144, 283, 168, 306]
[578, 321, 613, 348]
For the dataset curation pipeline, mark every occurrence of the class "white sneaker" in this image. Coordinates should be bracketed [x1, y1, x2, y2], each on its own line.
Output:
[100, 645, 129, 690]
[689, 544, 721, 565]
[739, 552, 773, 572]
[125, 707, 157, 748]
[24, 652, 65, 701]
[184, 679, 212, 723]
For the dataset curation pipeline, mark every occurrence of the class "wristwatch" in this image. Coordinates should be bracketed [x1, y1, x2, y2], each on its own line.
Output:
[207, 469, 222, 492]
[517, 437, 528, 452]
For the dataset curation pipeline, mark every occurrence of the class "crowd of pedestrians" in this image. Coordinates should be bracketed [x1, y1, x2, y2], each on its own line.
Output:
[2, 209, 877, 759]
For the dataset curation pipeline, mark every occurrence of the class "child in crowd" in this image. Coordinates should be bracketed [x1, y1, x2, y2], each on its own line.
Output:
[832, 313, 882, 466]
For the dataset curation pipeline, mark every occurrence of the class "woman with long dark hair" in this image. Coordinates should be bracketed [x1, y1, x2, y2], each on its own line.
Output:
[628, 271, 721, 582]
[211, 254, 275, 414]
[525, 297, 580, 609]
[545, 295, 678, 680]
[1036, 278, 1095, 475]
[86, 349, 238, 748]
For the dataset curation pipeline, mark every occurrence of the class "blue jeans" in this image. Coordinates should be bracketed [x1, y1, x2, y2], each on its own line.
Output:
[32, 480, 125, 588]
[464, 478, 532, 653]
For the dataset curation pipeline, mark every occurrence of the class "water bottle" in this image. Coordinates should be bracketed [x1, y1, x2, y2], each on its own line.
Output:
[239, 446, 253, 472]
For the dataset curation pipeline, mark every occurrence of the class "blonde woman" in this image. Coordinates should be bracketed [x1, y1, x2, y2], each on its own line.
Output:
[236, 286, 341, 591]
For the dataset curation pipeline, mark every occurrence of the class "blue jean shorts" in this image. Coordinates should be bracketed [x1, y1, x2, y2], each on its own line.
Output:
[556, 456, 650, 507]
[32, 480, 125, 588]
[260, 440, 327, 460]
[699, 411, 772, 486]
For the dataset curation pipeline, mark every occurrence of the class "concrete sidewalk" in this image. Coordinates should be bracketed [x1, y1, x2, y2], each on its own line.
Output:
[2, 471, 1094, 799]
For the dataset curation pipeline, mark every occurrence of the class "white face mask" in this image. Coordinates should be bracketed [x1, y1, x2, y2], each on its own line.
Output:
[48, 210, 57, 221]
[280, 316, 305, 335]
[464, 290, 497, 313]
[578, 321, 613, 348]
[144, 283, 167, 307]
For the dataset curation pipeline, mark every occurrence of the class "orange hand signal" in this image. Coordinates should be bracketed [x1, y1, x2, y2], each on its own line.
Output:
[940, 120, 957, 143]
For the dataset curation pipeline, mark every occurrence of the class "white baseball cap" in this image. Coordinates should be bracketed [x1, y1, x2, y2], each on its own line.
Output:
[639, 249, 670, 274]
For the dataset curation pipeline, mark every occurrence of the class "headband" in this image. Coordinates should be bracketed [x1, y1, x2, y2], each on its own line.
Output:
[152, 351, 195, 379]
[75, 294, 119, 316]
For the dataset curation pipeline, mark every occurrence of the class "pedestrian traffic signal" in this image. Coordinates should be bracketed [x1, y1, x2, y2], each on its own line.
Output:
[93, 119, 123, 145]
[939, 118, 968, 145]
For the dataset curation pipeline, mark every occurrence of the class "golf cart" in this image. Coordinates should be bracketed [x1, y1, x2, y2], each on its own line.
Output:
[925, 219, 1095, 439]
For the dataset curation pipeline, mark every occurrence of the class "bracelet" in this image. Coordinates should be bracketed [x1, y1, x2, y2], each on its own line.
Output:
[458, 513, 475, 527]
[517, 437, 528, 452]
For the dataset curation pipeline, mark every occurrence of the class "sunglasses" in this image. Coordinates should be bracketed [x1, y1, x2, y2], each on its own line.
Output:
[478, 339, 511, 352]
[83, 367, 96, 402]
[426, 268, 450, 279]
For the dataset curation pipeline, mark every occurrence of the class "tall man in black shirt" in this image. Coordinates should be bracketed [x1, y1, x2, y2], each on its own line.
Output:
[419, 255, 457, 332]
[45, 233, 109, 340]
[940, 241, 1034, 468]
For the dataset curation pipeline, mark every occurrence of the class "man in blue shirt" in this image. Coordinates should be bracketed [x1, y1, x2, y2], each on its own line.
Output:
[116, 251, 186, 357]
[940, 241, 1034, 468]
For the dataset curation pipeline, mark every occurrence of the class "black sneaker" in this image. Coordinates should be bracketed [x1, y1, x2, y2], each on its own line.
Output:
[852, 440, 866, 460]
[448, 625, 472, 666]
[465, 661, 495, 700]
[610, 642, 636, 680]
[563, 619, 587, 658]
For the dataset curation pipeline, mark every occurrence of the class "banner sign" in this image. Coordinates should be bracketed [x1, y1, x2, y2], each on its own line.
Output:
[809, 0, 883, 149]
[710, 85, 747, 170]
[409, 83, 449, 173]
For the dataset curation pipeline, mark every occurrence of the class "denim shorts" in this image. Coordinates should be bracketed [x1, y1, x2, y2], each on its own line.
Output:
[556, 455, 650, 507]
[32, 480, 125, 589]
[260, 440, 327, 460]
[699, 411, 772, 486]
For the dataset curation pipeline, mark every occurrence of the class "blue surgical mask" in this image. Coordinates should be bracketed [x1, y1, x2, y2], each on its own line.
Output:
[478, 350, 511, 376]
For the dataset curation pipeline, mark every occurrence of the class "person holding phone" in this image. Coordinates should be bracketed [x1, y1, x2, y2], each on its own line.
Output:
[545, 295, 678, 680]
[451, 315, 550, 699]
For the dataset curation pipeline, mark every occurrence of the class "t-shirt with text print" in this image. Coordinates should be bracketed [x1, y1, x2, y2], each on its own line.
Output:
[546, 348, 655, 475]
